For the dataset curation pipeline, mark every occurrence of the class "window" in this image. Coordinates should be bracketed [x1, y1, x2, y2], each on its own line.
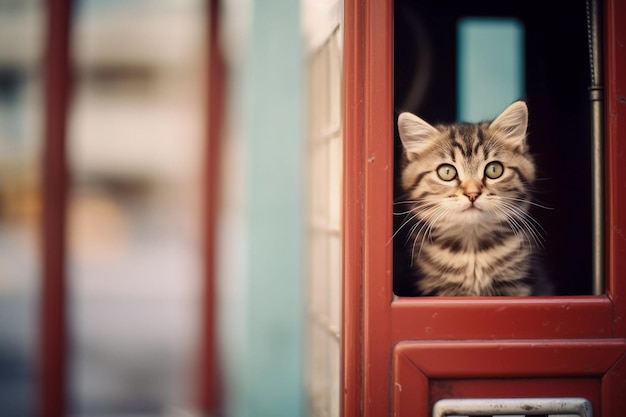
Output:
[394, 0, 594, 296]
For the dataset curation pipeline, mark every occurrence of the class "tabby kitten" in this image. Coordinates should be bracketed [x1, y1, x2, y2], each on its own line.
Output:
[396, 101, 550, 296]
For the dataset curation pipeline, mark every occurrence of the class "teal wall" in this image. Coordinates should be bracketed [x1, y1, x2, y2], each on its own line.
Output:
[219, 1, 305, 416]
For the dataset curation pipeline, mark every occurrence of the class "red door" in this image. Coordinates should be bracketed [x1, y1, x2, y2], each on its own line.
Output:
[342, 0, 626, 415]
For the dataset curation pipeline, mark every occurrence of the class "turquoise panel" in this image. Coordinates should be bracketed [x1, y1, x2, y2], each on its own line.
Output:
[457, 18, 524, 122]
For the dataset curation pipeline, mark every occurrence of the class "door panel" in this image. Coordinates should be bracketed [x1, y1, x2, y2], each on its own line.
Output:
[393, 340, 626, 415]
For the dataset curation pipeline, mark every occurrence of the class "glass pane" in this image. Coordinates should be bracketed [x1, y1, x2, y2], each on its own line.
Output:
[69, 1, 207, 414]
[0, 0, 45, 414]
[394, 0, 592, 296]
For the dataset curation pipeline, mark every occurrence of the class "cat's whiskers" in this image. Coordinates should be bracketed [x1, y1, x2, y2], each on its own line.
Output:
[413, 205, 449, 265]
[392, 210, 421, 244]
[405, 220, 423, 246]
[405, 205, 440, 264]
[498, 209, 540, 251]
[497, 195, 554, 211]
[492, 206, 529, 255]
[497, 201, 545, 250]
[390, 200, 438, 245]
[498, 200, 546, 239]
[393, 200, 419, 215]
[406, 206, 439, 246]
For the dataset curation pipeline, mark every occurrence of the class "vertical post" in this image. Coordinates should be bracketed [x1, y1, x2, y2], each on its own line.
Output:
[342, 0, 365, 415]
[197, 0, 223, 413]
[41, 0, 72, 416]
[587, 0, 605, 295]
[362, 1, 394, 416]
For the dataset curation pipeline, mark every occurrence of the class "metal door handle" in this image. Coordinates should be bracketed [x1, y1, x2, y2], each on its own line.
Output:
[433, 397, 592, 417]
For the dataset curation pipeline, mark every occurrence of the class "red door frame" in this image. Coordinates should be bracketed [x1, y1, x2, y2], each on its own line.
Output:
[342, 0, 626, 415]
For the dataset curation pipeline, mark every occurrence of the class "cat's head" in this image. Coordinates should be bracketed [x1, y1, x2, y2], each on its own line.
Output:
[397, 101, 536, 227]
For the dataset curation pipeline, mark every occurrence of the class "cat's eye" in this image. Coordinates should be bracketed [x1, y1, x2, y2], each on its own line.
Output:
[436, 164, 457, 181]
[484, 161, 504, 179]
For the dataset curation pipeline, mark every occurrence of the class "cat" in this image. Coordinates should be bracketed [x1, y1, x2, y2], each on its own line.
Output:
[395, 101, 551, 296]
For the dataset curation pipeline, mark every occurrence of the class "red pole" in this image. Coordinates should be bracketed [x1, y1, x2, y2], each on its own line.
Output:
[197, 0, 224, 413]
[41, 0, 72, 416]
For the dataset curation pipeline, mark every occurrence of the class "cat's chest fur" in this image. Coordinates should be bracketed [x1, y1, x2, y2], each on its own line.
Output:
[416, 223, 532, 296]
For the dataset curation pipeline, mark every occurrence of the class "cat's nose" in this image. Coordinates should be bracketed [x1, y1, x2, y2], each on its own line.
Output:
[462, 180, 483, 203]
[465, 192, 481, 203]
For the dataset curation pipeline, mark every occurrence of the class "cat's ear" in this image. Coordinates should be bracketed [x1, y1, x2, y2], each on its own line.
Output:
[488, 101, 528, 147]
[397, 112, 439, 158]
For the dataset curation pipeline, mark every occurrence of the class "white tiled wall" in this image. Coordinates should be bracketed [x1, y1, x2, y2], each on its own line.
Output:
[306, 26, 343, 417]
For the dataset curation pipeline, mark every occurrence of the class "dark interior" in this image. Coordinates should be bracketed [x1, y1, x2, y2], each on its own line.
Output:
[393, 0, 594, 296]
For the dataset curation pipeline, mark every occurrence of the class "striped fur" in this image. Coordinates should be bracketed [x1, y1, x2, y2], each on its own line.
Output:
[396, 101, 551, 296]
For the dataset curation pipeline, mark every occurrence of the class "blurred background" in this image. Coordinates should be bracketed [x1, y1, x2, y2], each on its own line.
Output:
[0, 0, 311, 416]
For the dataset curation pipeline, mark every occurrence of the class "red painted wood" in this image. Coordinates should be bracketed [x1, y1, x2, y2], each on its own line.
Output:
[41, 1, 72, 416]
[343, 0, 626, 415]
[342, 1, 365, 416]
[605, 0, 626, 336]
[395, 339, 626, 378]
[393, 350, 429, 417]
[601, 348, 626, 415]
[392, 296, 613, 340]
[361, 1, 394, 417]
[196, 0, 224, 413]
[394, 340, 626, 415]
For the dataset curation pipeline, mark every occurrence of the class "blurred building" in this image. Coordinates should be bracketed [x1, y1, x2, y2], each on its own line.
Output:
[0, 1, 45, 415]
[0, 0, 209, 415]
[0, 0, 311, 415]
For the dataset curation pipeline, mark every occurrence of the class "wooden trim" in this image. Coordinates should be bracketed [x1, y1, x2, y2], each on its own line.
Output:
[392, 350, 429, 417]
[361, 1, 394, 416]
[342, 1, 364, 416]
[343, 0, 395, 415]
[605, 0, 626, 337]
[395, 339, 626, 416]
[396, 339, 626, 377]
[41, 1, 72, 416]
[391, 296, 614, 341]
[601, 349, 626, 415]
